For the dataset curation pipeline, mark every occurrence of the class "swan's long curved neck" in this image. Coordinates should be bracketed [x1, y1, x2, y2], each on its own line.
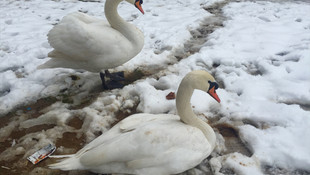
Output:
[104, 0, 140, 44]
[105, 0, 125, 29]
[176, 81, 216, 150]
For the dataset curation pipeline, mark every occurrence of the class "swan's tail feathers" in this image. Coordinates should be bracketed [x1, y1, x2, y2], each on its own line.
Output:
[48, 155, 84, 171]
[37, 50, 80, 71]
[49, 154, 74, 158]
[37, 50, 68, 70]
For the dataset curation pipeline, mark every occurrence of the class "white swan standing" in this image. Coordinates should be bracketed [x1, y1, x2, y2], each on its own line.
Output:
[38, 0, 145, 89]
[49, 70, 221, 175]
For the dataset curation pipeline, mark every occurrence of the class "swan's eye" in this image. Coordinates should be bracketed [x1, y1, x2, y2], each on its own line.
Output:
[140, 0, 143, 4]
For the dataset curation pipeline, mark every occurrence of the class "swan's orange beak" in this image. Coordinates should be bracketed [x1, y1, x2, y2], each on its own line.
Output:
[135, 0, 144, 14]
[208, 86, 221, 103]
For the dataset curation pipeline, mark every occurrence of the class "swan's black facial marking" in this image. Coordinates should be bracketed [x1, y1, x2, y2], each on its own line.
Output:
[208, 81, 219, 91]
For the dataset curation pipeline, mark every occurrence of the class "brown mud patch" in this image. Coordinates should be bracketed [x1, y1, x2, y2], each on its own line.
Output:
[214, 123, 252, 157]
[0, 84, 140, 175]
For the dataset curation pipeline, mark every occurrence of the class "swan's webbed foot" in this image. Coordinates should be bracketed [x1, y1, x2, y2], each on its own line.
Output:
[100, 71, 125, 90]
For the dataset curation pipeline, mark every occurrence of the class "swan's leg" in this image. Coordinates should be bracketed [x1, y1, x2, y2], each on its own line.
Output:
[104, 70, 125, 81]
[100, 72, 109, 89]
[100, 71, 125, 90]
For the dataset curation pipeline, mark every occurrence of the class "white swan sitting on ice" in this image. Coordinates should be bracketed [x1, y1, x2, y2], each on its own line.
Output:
[49, 70, 221, 175]
[38, 0, 144, 89]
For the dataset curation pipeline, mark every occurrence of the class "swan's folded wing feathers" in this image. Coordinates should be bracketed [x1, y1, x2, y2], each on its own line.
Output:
[47, 12, 124, 61]
[126, 147, 203, 172]
[78, 118, 178, 167]
[70, 12, 104, 24]
[79, 132, 137, 167]
[126, 148, 179, 169]
[50, 115, 210, 172]
[127, 157, 167, 169]
[119, 114, 179, 132]
[48, 15, 91, 60]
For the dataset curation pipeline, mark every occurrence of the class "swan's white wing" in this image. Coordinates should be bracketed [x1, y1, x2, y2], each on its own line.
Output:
[50, 114, 211, 173]
[126, 147, 207, 171]
[48, 12, 130, 61]
[78, 114, 210, 170]
[119, 113, 179, 132]
[73, 114, 174, 155]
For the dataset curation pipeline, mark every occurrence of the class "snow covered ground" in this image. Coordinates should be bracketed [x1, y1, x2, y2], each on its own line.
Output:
[1, 0, 310, 174]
